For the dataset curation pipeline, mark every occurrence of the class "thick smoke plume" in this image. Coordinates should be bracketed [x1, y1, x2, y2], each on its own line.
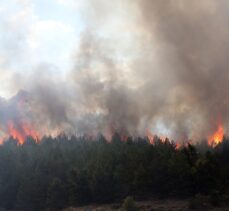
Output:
[1, 0, 229, 142]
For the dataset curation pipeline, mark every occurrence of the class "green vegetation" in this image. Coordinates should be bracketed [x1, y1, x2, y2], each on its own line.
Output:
[0, 134, 229, 210]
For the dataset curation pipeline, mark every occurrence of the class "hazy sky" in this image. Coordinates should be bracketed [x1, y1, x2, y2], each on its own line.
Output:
[0, 0, 142, 98]
[0, 0, 85, 98]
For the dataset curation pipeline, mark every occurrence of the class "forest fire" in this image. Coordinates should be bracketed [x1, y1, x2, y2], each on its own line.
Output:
[208, 124, 224, 147]
[1, 120, 226, 148]
[147, 130, 154, 144]
[7, 121, 39, 145]
[121, 135, 129, 142]
[146, 130, 169, 145]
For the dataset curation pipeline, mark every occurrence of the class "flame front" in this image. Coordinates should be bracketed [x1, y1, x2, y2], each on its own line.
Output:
[8, 121, 39, 145]
[208, 124, 224, 146]
[146, 129, 154, 144]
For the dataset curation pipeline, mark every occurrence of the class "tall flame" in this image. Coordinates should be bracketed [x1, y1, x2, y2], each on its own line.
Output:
[146, 129, 169, 145]
[147, 129, 154, 144]
[208, 124, 224, 146]
[7, 121, 39, 145]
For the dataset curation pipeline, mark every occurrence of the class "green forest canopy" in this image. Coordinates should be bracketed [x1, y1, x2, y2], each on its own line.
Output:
[0, 134, 229, 210]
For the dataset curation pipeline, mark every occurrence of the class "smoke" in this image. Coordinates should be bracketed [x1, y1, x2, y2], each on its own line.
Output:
[134, 0, 229, 139]
[1, 0, 229, 141]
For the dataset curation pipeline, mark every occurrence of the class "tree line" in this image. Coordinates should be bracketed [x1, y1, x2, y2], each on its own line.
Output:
[0, 133, 229, 210]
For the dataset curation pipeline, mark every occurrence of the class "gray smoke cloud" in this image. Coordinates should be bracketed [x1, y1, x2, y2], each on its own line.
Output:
[133, 0, 229, 140]
[1, 0, 229, 142]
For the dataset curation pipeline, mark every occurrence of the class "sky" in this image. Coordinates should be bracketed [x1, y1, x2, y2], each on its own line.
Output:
[0, 0, 85, 98]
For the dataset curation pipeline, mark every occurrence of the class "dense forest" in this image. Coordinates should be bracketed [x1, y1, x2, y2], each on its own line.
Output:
[0, 134, 229, 210]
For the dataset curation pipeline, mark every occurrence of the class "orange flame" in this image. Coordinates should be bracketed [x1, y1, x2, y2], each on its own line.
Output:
[0, 128, 5, 145]
[159, 135, 167, 143]
[146, 129, 154, 144]
[8, 121, 39, 145]
[208, 124, 224, 146]
[121, 135, 129, 142]
[175, 142, 181, 150]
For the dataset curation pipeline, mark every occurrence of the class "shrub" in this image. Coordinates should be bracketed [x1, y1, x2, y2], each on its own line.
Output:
[188, 195, 208, 210]
[122, 196, 138, 211]
[209, 191, 220, 207]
